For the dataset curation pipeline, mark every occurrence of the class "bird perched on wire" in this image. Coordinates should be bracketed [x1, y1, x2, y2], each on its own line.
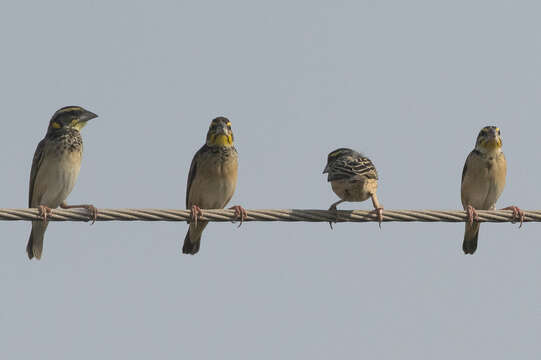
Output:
[27, 106, 98, 260]
[183, 117, 246, 255]
[323, 148, 383, 228]
[461, 126, 523, 255]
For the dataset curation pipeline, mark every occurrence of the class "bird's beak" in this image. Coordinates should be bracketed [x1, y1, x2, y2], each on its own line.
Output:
[486, 129, 499, 145]
[79, 110, 98, 123]
[71, 110, 97, 130]
[323, 164, 329, 174]
[216, 123, 228, 135]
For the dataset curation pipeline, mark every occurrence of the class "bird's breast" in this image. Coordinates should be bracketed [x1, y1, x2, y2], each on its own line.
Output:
[188, 153, 238, 209]
[33, 146, 82, 208]
[461, 153, 506, 210]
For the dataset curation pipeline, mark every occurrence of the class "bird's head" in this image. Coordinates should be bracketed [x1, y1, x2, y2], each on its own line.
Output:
[47, 106, 97, 134]
[206, 117, 234, 147]
[475, 126, 502, 154]
[323, 148, 355, 173]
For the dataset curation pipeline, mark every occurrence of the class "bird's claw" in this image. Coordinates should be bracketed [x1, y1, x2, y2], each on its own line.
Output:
[38, 205, 52, 222]
[59, 202, 98, 224]
[373, 207, 384, 229]
[229, 205, 247, 228]
[190, 205, 203, 227]
[328, 204, 338, 230]
[466, 205, 479, 225]
[84, 205, 98, 225]
[501, 205, 524, 228]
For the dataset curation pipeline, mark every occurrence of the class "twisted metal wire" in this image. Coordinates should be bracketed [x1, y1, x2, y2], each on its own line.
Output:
[0, 208, 538, 223]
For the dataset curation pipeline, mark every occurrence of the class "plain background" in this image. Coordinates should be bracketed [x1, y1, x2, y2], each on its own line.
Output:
[0, 0, 540, 359]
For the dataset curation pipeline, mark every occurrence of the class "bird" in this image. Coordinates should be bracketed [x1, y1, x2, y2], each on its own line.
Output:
[461, 126, 523, 255]
[323, 148, 383, 228]
[27, 106, 98, 260]
[183, 116, 246, 255]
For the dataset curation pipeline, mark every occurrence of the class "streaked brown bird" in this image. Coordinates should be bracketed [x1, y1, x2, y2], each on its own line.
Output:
[27, 106, 98, 260]
[323, 148, 383, 228]
[461, 126, 523, 254]
[183, 117, 246, 255]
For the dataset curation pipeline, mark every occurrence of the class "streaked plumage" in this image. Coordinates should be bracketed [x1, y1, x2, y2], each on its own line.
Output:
[183, 117, 244, 255]
[460, 126, 521, 254]
[27, 106, 97, 260]
[323, 148, 383, 227]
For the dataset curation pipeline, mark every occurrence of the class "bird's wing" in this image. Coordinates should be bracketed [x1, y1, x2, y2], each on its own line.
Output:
[28, 138, 46, 207]
[461, 160, 468, 184]
[461, 150, 498, 209]
[492, 151, 507, 203]
[185, 145, 206, 209]
[328, 156, 378, 181]
[461, 150, 479, 184]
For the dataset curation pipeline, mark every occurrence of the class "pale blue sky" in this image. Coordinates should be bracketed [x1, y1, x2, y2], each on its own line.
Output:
[0, 0, 540, 359]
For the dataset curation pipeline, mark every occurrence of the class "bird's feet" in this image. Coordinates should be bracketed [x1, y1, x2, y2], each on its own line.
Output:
[466, 205, 479, 225]
[229, 205, 247, 228]
[328, 204, 338, 230]
[190, 205, 203, 227]
[372, 207, 384, 229]
[84, 205, 98, 225]
[61, 202, 98, 224]
[38, 205, 52, 222]
[501, 205, 524, 228]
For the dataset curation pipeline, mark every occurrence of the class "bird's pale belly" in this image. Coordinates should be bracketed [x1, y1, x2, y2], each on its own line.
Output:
[189, 174, 236, 209]
[331, 178, 376, 202]
[203, 178, 234, 208]
[465, 181, 501, 210]
[462, 166, 505, 210]
[35, 151, 82, 208]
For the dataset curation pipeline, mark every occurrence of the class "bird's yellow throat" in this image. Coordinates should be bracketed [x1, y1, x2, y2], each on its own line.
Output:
[481, 138, 502, 152]
[70, 119, 88, 131]
[210, 134, 233, 146]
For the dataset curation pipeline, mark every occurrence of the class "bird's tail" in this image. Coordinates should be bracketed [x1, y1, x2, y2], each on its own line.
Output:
[463, 222, 480, 255]
[182, 221, 208, 255]
[27, 220, 49, 260]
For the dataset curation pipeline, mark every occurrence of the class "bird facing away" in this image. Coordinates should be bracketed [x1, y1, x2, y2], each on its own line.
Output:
[460, 126, 523, 255]
[183, 117, 246, 255]
[27, 106, 98, 260]
[323, 148, 383, 227]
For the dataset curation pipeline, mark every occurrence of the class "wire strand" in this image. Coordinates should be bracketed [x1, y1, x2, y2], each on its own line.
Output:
[0, 208, 536, 223]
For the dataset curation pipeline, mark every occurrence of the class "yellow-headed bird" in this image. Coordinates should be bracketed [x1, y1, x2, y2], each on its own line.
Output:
[27, 106, 98, 260]
[183, 117, 245, 255]
[461, 126, 523, 254]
